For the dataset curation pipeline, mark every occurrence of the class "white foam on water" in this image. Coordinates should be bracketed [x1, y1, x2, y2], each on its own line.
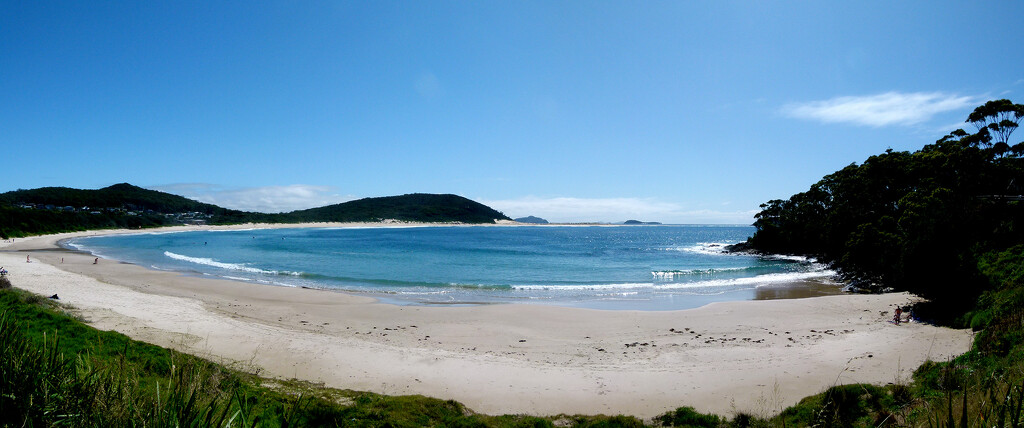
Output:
[653, 270, 836, 289]
[512, 282, 654, 291]
[668, 243, 814, 264]
[669, 242, 737, 256]
[115, 230, 193, 236]
[652, 267, 749, 278]
[64, 241, 87, 251]
[164, 251, 283, 275]
[397, 290, 454, 295]
[764, 254, 812, 262]
[513, 270, 836, 292]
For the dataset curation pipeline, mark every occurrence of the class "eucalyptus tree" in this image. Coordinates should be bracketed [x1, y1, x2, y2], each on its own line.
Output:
[966, 99, 1024, 157]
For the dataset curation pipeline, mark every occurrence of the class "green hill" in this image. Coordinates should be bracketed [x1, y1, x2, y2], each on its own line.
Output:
[0, 183, 255, 217]
[0, 183, 272, 237]
[0, 185, 509, 238]
[283, 193, 510, 224]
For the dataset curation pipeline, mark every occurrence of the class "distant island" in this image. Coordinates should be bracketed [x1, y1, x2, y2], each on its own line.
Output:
[622, 220, 662, 225]
[0, 183, 511, 238]
[514, 216, 549, 224]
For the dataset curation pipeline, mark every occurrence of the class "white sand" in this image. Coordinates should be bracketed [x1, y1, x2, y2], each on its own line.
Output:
[0, 225, 974, 419]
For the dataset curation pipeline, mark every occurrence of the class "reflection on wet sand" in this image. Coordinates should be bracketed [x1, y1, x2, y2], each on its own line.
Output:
[754, 279, 846, 300]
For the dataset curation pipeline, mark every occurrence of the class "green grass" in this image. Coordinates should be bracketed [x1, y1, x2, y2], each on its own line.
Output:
[6, 273, 1024, 427]
[0, 286, 657, 427]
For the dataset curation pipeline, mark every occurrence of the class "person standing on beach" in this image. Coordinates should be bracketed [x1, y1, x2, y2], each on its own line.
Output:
[26, 255, 30, 263]
[894, 306, 902, 325]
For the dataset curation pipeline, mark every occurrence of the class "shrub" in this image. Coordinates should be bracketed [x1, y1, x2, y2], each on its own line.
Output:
[0, 310, 102, 426]
[656, 406, 722, 427]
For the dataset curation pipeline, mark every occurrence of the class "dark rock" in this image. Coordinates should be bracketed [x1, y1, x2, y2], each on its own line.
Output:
[724, 241, 754, 253]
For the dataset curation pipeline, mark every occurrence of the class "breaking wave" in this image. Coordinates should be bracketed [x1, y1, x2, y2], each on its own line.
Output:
[651, 267, 750, 278]
[163, 252, 301, 276]
[512, 270, 835, 291]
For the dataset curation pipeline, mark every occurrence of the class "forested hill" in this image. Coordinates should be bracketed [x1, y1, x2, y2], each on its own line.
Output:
[737, 100, 1024, 323]
[0, 185, 510, 238]
[1, 183, 246, 216]
[281, 193, 511, 224]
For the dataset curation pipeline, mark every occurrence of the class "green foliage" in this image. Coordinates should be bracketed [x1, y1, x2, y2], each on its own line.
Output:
[744, 100, 1024, 321]
[654, 406, 722, 427]
[967, 246, 1024, 356]
[0, 310, 99, 427]
[911, 357, 1024, 428]
[0, 288, 174, 375]
[776, 384, 896, 427]
[0, 183, 272, 238]
[1, 183, 235, 216]
[977, 245, 1024, 289]
[966, 99, 1024, 151]
[568, 415, 647, 428]
[0, 204, 170, 238]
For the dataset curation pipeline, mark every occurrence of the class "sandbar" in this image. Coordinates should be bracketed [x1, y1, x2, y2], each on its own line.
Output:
[0, 224, 974, 419]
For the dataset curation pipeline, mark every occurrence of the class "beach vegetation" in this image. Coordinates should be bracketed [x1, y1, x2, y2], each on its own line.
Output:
[773, 384, 896, 427]
[654, 406, 722, 426]
[0, 284, 651, 427]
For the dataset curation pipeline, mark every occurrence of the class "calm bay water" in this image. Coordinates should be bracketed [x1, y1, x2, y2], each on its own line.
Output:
[65, 225, 838, 310]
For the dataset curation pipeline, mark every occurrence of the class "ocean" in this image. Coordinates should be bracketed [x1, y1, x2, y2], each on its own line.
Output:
[64, 225, 839, 310]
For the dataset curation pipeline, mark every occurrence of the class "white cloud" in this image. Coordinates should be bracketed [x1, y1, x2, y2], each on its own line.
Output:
[480, 196, 756, 225]
[150, 183, 354, 213]
[782, 92, 979, 127]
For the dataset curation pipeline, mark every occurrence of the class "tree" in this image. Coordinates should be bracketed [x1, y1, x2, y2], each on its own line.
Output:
[965, 99, 1024, 156]
[742, 99, 1024, 320]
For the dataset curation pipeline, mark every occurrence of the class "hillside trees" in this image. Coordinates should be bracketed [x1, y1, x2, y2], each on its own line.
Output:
[744, 100, 1024, 318]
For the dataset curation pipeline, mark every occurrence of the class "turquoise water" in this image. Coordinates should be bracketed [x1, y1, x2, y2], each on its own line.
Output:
[65, 225, 836, 310]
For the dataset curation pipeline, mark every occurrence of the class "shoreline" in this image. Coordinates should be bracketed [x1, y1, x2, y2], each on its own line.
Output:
[49, 222, 844, 310]
[0, 224, 975, 418]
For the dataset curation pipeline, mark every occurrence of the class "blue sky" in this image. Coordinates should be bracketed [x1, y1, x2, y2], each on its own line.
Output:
[3, 2, 1022, 223]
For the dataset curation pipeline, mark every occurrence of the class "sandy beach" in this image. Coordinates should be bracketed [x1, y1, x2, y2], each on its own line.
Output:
[0, 224, 974, 419]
